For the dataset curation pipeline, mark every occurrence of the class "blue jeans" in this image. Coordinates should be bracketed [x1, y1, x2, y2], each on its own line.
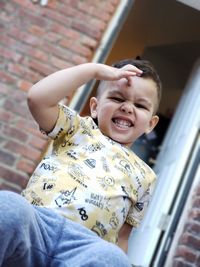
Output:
[0, 191, 131, 267]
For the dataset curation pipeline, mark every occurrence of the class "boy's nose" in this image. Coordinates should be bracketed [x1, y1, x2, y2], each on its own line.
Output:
[120, 102, 133, 114]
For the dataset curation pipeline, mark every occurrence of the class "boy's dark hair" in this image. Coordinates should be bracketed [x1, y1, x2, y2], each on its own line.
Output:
[97, 58, 162, 113]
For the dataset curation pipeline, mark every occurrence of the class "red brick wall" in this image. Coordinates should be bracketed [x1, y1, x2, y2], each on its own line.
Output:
[0, 0, 120, 192]
[172, 184, 200, 267]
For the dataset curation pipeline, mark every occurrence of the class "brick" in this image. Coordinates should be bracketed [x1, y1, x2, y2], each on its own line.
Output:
[16, 118, 38, 131]
[3, 99, 31, 119]
[72, 21, 102, 40]
[0, 11, 13, 23]
[50, 57, 72, 70]
[188, 222, 200, 235]
[0, 21, 5, 31]
[54, 4, 81, 19]
[42, 8, 70, 25]
[1, 34, 19, 48]
[110, 0, 120, 5]
[25, 58, 56, 76]
[0, 83, 13, 95]
[193, 197, 200, 207]
[2, 125, 29, 142]
[48, 0, 58, 9]
[81, 36, 98, 50]
[28, 136, 48, 150]
[8, 27, 40, 46]
[12, 0, 35, 11]
[8, 63, 27, 77]
[0, 165, 28, 188]
[2, 2, 16, 14]
[15, 122, 49, 139]
[42, 43, 72, 62]
[0, 109, 13, 123]
[93, 11, 112, 22]
[0, 1, 5, 9]
[173, 259, 193, 267]
[196, 185, 200, 195]
[96, 2, 116, 14]
[25, 127, 46, 138]
[17, 159, 36, 175]
[44, 32, 62, 43]
[1, 35, 47, 65]
[28, 25, 46, 36]
[67, 0, 79, 7]
[196, 255, 200, 267]
[77, 3, 101, 17]
[18, 9, 48, 28]
[11, 90, 27, 103]
[60, 39, 92, 57]
[175, 246, 197, 263]
[79, 0, 117, 14]
[15, 119, 48, 140]
[17, 80, 33, 92]
[4, 140, 41, 162]
[181, 233, 200, 251]
[0, 149, 16, 166]
[57, 5, 80, 19]
[0, 70, 17, 84]
[0, 47, 22, 62]
[0, 136, 5, 145]
[189, 209, 200, 221]
[27, 48, 49, 62]
[8, 63, 41, 82]
[0, 181, 22, 193]
[51, 24, 81, 39]
[77, 1, 110, 24]
[90, 18, 107, 32]
[71, 54, 88, 65]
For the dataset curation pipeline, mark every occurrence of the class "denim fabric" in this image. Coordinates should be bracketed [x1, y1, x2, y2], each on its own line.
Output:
[0, 191, 131, 267]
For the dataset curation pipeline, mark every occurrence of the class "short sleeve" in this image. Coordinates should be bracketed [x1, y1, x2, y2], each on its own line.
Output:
[126, 179, 156, 228]
[46, 104, 79, 140]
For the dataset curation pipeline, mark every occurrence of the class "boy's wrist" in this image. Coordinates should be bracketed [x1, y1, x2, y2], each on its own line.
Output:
[84, 62, 102, 80]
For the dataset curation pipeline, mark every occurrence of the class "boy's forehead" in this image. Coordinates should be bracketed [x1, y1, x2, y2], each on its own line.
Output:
[104, 77, 148, 95]
[104, 79, 129, 94]
[99, 77, 158, 98]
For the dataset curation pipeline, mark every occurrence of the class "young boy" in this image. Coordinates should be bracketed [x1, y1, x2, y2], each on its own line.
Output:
[0, 59, 161, 267]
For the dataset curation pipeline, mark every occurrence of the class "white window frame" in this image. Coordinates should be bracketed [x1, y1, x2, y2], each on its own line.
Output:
[128, 59, 200, 267]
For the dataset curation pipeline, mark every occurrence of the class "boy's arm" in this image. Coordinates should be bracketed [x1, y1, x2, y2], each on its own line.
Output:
[118, 222, 132, 253]
[28, 63, 142, 133]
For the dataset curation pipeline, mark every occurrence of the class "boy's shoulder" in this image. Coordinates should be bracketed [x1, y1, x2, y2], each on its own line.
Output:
[123, 146, 157, 182]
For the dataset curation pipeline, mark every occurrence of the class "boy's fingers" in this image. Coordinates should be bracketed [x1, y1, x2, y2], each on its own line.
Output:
[126, 76, 132, 86]
[122, 70, 141, 78]
[121, 64, 143, 74]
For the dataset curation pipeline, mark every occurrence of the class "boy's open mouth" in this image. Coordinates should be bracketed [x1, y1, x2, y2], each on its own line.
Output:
[112, 118, 133, 129]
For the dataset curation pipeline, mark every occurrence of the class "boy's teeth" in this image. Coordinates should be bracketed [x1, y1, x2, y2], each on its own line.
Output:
[114, 119, 131, 127]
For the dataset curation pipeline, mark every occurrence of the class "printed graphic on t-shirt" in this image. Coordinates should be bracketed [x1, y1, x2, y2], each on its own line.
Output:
[22, 104, 156, 244]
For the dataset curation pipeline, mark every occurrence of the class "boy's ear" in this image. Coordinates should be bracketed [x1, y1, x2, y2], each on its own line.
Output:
[145, 115, 159, 134]
[89, 97, 98, 119]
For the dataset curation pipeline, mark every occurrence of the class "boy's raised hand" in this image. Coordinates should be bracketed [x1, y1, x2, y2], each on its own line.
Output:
[94, 63, 143, 83]
[27, 62, 143, 134]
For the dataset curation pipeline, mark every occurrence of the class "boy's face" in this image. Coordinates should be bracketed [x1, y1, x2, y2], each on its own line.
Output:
[90, 76, 159, 147]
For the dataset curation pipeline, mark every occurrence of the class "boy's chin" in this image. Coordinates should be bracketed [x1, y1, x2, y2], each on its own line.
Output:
[110, 136, 132, 147]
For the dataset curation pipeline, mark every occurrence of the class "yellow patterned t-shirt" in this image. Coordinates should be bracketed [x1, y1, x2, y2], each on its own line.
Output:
[22, 104, 156, 244]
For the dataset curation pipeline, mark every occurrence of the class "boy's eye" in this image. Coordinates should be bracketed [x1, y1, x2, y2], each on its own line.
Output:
[110, 97, 124, 102]
[135, 103, 148, 110]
